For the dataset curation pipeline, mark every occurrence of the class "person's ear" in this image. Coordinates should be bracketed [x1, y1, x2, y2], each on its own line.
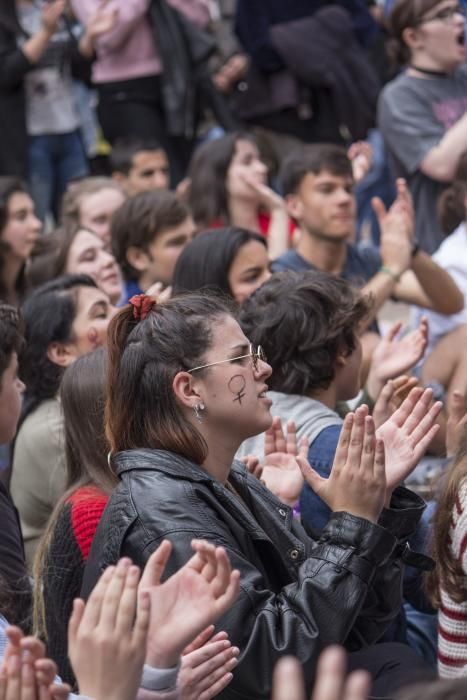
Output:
[285, 193, 304, 221]
[172, 371, 204, 411]
[402, 26, 422, 52]
[47, 341, 77, 368]
[126, 246, 151, 273]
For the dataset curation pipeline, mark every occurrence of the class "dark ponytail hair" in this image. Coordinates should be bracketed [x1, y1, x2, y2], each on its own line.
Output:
[106, 292, 235, 464]
[172, 227, 267, 299]
[19, 274, 97, 423]
[387, 0, 442, 67]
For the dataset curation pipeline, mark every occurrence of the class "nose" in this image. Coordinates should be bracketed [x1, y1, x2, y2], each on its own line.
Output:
[31, 214, 42, 233]
[254, 357, 272, 380]
[153, 171, 169, 191]
[102, 250, 116, 268]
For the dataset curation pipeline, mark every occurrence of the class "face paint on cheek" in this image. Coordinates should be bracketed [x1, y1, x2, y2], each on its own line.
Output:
[87, 327, 99, 348]
[228, 375, 247, 405]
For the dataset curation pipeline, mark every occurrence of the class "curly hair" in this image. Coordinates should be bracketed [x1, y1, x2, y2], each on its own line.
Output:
[240, 271, 370, 396]
[0, 304, 24, 384]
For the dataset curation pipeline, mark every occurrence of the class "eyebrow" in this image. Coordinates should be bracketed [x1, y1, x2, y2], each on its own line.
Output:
[229, 343, 249, 355]
[88, 300, 107, 315]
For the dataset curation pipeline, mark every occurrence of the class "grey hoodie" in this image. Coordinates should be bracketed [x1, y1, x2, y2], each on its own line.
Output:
[237, 391, 343, 460]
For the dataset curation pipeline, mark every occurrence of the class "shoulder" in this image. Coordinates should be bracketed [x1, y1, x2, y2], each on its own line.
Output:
[272, 250, 312, 273]
[346, 244, 381, 279]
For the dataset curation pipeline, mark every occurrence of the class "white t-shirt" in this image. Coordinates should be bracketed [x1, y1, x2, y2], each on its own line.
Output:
[412, 222, 467, 353]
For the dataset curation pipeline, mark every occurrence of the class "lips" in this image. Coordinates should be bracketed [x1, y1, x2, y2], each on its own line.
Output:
[258, 385, 269, 398]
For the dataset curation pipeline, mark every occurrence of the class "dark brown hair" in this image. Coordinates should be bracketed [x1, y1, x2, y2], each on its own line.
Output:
[111, 190, 190, 280]
[280, 144, 353, 197]
[106, 292, 235, 464]
[0, 304, 23, 384]
[33, 348, 117, 647]
[240, 271, 370, 396]
[0, 177, 31, 303]
[388, 0, 441, 66]
[437, 150, 467, 235]
[188, 132, 257, 228]
[27, 223, 82, 290]
[428, 430, 467, 606]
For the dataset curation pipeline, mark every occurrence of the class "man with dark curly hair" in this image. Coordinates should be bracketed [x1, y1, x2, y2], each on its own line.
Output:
[238, 269, 370, 530]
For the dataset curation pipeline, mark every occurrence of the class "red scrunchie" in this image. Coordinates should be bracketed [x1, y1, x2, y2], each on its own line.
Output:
[129, 294, 155, 321]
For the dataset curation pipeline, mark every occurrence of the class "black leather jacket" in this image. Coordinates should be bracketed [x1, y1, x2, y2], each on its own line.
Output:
[82, 449, 426, 700]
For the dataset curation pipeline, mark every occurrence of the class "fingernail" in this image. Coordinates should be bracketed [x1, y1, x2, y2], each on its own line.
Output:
[231, 647, 240, 655]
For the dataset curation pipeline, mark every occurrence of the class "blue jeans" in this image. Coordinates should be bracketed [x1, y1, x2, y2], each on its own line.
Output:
[28, 130, 88, 222]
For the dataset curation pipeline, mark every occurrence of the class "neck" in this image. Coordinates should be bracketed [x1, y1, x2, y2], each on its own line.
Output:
[296, 228, 348, 275]
[309, 384, 338, 410]
[199, 424, 239, 484]
[408, 55, 453, 77]
[138, 271, 162, 294]
[228, 198, 260, 233]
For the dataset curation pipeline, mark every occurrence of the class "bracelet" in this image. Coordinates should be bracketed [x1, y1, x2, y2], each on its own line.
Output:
[379, 266, 401, 283]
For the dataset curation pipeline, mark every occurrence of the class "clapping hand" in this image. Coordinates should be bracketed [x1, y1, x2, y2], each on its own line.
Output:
[297, 406, 386, 524]
[446, 390, 467, 457]
[348, 142, 373, 184]
[0, 627, 71, 700]
[68, 559, 150, 700]
[140, 539, 240, 670]
[179, 626, 239, 700]
[272, 647, 370, 700]
[366, 318, 428, 402]
[372, 375, 419, 429]
[375, 387, 442, 502]
[260, 418, 308, 506]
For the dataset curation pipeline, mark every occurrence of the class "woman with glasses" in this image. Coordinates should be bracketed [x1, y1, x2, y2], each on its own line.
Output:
[82, 290, 439, 698]
[378, 0, 467, 254]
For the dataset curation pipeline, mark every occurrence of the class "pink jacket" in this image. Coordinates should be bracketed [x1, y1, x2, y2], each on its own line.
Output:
[71, 0, 210, 83]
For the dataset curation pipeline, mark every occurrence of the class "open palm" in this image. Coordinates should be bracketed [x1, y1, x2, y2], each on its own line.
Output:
[261, 418, 308, 506]
[140, 540, 240, 669]
[376, 386, 442, 495]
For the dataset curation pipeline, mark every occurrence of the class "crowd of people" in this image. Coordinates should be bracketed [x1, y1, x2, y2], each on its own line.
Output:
[0, 0, 467, 699]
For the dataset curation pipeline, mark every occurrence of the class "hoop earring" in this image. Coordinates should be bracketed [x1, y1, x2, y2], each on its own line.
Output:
[193, 402, 205, 423]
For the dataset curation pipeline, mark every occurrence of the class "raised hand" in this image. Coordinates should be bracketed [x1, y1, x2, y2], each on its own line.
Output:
[373, 179, 414, 278]
[86, 0, 119, 40]
[178, 629, 239, 700]
[41, 0, 65, 34]
[261, 418, 308, 506]
[242, 174, 286, 213]
[145, 281, 172, 303]
[376, 387, 442, 500]
[446, 389, 467, 457]
[366, 318, 428, 401]
[372, 375, 419, 429]
[0, 627, 71, 700]
[68, 559, 151, 700]
[140, 539, 240, 670]
[297, 406, 386, 524]
[272, 646, 370, 700]
[348, 141, 373, 184]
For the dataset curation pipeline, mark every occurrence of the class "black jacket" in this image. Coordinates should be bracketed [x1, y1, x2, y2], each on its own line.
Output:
[0, 22, 32, 178]
[82, 449, 426, 700]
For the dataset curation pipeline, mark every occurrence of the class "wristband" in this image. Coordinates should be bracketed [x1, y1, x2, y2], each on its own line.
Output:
[379, 266, 401, 283]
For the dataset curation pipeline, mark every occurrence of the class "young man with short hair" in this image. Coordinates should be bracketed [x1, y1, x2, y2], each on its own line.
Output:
[111, 190, 195, 302]
[273, 143, 463, 323]
[110, 137, 170, 195]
